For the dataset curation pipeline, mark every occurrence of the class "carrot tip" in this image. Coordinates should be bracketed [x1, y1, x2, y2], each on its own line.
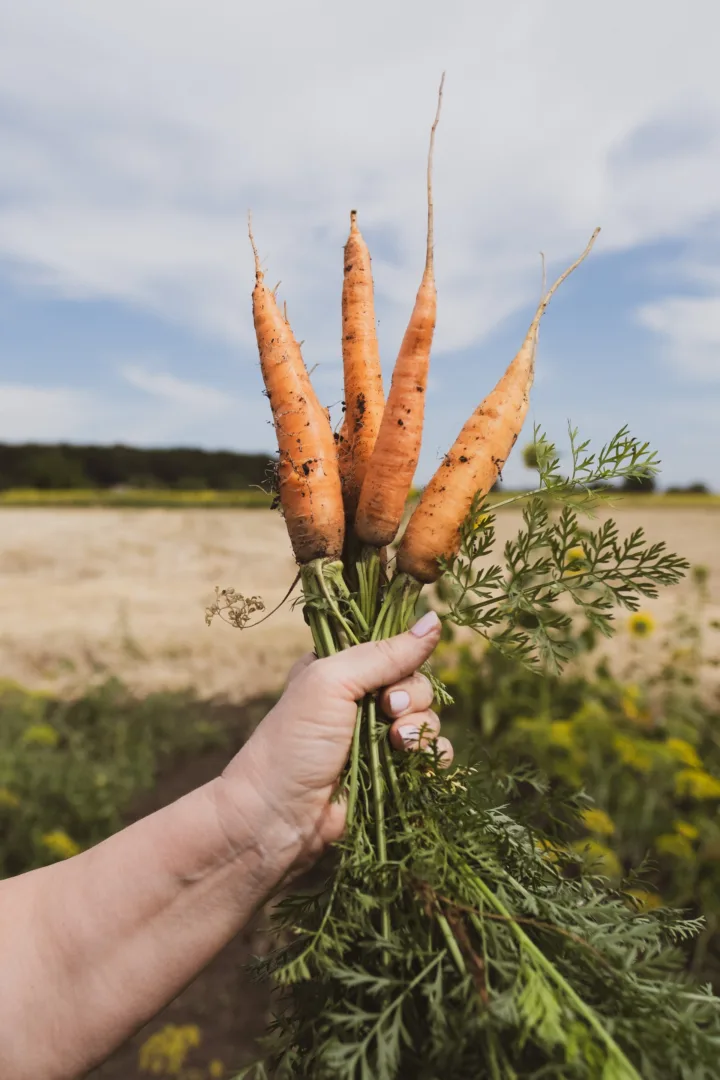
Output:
[425, 73, 445, 275]
[247, 212, 264, 283]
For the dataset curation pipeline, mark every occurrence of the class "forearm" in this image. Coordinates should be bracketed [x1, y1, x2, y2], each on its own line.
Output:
[0, 760, 296, 1079]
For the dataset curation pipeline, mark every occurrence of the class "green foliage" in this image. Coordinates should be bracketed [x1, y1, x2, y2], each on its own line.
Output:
[434, 567, 720, 986]
[0, 679, 226, 876]
[438, 427, 688, 672]
[248, 754, 720, 1079]
[239, 433, 720, 1078]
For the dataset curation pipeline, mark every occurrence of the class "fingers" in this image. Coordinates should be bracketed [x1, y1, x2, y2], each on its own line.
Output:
[388, 710, 454, 769]
[320, 611, 441, 700]
[378, 671, 434, 720]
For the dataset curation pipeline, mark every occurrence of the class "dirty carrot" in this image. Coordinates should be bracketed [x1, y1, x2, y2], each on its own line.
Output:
[397, 228, 600, 583]
[354, 74, 445, 548]
[338, 210, 385, 520]
[249, 219, 344, 564]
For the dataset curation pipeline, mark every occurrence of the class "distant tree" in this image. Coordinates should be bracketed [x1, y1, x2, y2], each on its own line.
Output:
[0, 443, 274, 491]
[666, 482, 710, 495]
[621, 474, 656, 493]
[22, 449, 90, 489]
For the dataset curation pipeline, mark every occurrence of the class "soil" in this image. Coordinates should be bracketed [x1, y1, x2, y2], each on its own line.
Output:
[1, 505, 718, 702]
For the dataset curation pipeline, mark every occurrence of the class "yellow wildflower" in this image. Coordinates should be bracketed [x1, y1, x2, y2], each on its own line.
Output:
[549, 721, 574, 749]
[627, 611, 656, 638]
[0, 787, 20, 810]
[138, 1023, 201, 1075]
[675, 769, 720, 800]
[572, 700, 609, 726]
[571, 840, 621, 879]
[625, 888, 662, 911]
[619, 683, 646, 723]
[656, 833, 695, 860]
[22, 723, 59, 748]
[613, 734, 654, 773]
[564, 546, 588, 576]
[208, 1061, 225, 1079]
[41, 830, 81, 859]
[581, 808, 615, 837]
[665, 738, 701, 769]
[674, 820, 699, 841]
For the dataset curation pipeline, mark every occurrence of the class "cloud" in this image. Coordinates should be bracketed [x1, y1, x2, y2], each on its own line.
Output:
[120, 365, 232, 411]
[2, 0, 720, 360]
[637, 296, 720, 381]
[0, 368, 264, 450]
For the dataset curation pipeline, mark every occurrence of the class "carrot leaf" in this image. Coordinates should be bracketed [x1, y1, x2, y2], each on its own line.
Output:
[438, 427, 689, 673]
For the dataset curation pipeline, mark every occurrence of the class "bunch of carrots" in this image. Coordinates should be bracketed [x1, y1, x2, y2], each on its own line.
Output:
[240, 83, 720, 1080]
[250, 77, 598, 635]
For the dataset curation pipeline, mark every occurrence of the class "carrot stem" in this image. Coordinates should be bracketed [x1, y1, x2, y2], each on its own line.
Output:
[346, 703, 364, 824]
[367, 695, 390, 951]
[357, 547, 382, 625]
[324, 563, 370, 635]
[436, 912, 467, 976]
[312, 561, 362, 645]
[301, 568, 338, 658]
[373, 572, 422, 640]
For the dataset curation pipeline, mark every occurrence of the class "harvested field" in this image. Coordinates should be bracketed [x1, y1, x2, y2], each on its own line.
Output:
[0, 504, 718, 700]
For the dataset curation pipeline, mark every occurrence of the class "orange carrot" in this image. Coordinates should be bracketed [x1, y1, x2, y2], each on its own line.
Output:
[338, 210, 385, 519]
[397, 228, 601, 583]
[354, 74, 445, 548]
[249, 221, 344, 564]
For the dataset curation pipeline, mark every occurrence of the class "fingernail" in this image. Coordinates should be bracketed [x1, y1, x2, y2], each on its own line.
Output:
[410, 610, 440, 637]
[398, 725, 421, 747]
[388, 689, 410, 715]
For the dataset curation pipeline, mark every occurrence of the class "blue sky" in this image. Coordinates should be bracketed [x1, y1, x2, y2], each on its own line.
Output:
[1, 1, 719, 489]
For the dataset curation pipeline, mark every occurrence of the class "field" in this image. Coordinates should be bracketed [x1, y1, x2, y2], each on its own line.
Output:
[2, 501, 720, 1077]
[1, 502, 718, 701]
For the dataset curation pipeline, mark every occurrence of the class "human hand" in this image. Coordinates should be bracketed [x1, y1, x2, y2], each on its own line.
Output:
[216, 610, 451, 879]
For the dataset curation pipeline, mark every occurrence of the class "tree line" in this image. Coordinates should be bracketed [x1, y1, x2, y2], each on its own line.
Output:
[0, 443, 274, 491]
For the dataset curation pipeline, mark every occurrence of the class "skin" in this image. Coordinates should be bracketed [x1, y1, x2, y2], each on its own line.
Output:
[0, 612, 449, 1080]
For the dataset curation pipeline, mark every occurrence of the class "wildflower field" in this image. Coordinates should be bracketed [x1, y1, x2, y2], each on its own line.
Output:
[0, 503, 718, 1076]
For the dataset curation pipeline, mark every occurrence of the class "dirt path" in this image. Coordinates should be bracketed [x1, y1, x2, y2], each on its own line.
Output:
[1, 505, 718, 700]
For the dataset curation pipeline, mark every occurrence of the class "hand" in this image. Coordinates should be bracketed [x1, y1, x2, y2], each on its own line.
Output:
[217, 610, 451, 878]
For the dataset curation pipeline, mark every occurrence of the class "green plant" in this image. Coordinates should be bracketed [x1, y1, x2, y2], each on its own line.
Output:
[434, 563, 720, 986]
[0, 679, 228, 877]
[218, 426, 720, 1079]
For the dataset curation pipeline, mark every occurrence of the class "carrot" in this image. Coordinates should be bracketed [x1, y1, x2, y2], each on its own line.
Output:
[338, 211, 385, 519]
[249, 220, 345, 564]
[397, 228, 601, 583]
[354, 74, 445, 548]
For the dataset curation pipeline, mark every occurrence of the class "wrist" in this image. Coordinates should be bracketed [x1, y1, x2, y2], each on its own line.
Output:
[215, 733, 331, 885]
[208, 764, 307, 892]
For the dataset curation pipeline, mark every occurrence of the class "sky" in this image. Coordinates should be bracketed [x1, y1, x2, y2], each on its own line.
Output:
[1, 1, 719, 489]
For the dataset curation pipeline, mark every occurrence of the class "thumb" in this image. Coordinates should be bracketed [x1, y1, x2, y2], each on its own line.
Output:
[323, 611, 442, 699]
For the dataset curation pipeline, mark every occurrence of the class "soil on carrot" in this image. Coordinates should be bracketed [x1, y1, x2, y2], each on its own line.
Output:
[90, 695, 278, 1079]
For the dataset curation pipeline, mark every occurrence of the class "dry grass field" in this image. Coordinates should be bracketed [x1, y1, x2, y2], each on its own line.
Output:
[1, 504, 718, 701]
